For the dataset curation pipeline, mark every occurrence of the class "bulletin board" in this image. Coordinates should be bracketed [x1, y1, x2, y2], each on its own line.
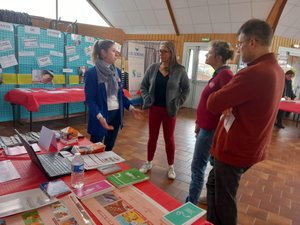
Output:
[0, 23, 114, 123]
[0, 22, 16, 73]
[0, 21, 16, 74]
[16, 25, 64, 75]
[0, 22, 17, 122]
[65, 33, 100, 114]
[65, 33, 101, 84]
[16, 25, 65, 119]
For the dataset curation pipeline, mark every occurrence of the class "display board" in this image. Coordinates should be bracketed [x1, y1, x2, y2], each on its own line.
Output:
[15, 25, 66, 119]
[65, 33, 100, 114]
[17, 25, 64, 75]
[0, 21, 16, 74]
[0, 22, 17, 121]
[0, 23, 122, 122]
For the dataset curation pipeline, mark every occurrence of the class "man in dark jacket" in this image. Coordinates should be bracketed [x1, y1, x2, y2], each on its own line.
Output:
[275, 70, 296, 129]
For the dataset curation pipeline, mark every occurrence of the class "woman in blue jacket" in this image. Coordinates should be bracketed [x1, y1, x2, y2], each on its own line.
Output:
[85, 40, 142, 151]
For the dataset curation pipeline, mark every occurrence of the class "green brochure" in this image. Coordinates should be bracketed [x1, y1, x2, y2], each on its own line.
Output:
[106, 168, 149, 188]
[162, 202, 206, 225]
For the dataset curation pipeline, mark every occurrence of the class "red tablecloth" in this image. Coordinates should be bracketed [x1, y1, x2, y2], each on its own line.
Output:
[0, 159, 209, 224]
[4, 87, 85, 112]
[279, 101, 300, 114]
[0, 139, 210, 224]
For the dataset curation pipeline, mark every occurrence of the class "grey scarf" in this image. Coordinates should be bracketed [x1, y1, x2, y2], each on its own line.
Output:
[95, 58, 119, 96]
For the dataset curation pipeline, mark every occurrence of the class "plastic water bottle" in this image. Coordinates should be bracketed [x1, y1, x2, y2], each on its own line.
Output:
[71, 152, 84, 189]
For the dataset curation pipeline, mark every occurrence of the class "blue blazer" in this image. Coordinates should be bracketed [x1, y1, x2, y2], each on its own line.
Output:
[84, 67, 131, 136]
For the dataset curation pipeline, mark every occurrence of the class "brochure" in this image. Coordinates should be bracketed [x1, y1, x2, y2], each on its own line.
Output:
[162, 202, 206, 225]
[1, 193, 95, 225]
[0, 160, 21, 183]
[73, 180, 115, 200]
[97, 164, 122, 175]
[40, 179, 71, 198]
[62, 151, 125, 170]
[106, 168, 149, 188]
[82, 185, 168, 225]
[0, 188, 58, 218]
[3, 143, 40, 156]
[82, 151, 125, 170]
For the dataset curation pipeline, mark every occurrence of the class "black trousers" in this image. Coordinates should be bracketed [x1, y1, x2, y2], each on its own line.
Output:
[276, 110, 284, 125]
[206, 159, 250, 225]
[90, 109, 120, 151]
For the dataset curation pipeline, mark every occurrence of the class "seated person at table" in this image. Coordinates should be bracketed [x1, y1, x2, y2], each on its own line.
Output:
[275, 70, 297, 129]
[84, 40, 143, 151]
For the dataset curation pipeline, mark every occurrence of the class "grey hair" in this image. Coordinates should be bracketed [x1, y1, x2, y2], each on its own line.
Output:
[160, 41, 182, 70]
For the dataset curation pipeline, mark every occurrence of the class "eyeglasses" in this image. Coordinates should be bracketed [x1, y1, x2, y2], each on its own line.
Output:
[236, 39, 250, 48]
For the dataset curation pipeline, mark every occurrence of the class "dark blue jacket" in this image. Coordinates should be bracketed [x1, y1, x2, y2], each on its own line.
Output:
[84, 67, 131, 136]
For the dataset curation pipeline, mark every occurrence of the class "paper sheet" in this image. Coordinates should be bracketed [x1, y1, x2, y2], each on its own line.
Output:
[0, 160, 21, 183]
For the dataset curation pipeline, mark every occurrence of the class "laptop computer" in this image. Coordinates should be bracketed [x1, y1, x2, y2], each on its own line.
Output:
[15, 129, 71, 180]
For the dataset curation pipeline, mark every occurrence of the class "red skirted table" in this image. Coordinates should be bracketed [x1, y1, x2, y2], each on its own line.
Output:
[278, 100, 300, 126]
[278, 100, 300, 113]
[4, 87, 85, 130]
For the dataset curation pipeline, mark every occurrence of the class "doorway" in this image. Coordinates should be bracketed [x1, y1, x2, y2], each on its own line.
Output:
[182, 42, 214, 109]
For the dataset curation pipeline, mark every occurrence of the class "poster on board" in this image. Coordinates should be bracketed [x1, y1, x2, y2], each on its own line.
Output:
[128, 42, 145, 98]
[32, 69, 54, 84]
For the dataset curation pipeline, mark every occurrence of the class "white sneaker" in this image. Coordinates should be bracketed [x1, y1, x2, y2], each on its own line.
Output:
[168, 165, 176, 179]
[139, 161, 152, 173]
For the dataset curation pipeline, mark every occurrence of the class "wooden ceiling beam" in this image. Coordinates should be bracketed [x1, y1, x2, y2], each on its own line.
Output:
[165, 0, 180, 35]
[266, 0, 288, 32]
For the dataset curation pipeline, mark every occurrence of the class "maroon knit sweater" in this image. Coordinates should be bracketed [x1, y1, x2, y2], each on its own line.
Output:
[207, 53, 284, 167]
[196, 67, 233, 130]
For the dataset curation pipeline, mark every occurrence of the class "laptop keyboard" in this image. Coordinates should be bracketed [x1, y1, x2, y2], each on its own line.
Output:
[38, 153, 71, 177]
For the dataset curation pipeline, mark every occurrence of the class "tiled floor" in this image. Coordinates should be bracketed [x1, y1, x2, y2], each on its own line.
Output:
[1, 107, 299, 225]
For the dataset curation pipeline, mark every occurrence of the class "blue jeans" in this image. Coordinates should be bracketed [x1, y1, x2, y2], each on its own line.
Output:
[186, 128, 215, 204]
[90, 109, 120, 151]
[207, 159, 250, 225]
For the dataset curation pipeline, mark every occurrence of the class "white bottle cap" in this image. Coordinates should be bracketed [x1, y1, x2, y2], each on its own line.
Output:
[75, 152, 81, 156]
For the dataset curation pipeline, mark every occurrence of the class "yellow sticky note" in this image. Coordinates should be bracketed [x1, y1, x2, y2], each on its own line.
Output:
[53, 75, 65, 84]
[3, 73, 17, 84]
[69, 75, 79, 85]
[17, 74, 32, 84]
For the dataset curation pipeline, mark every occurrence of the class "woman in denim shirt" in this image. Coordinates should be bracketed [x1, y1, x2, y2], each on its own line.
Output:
[186, 41, 234, 205]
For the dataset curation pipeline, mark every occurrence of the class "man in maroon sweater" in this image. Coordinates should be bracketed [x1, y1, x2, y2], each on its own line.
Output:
[206, 19, 285, 225]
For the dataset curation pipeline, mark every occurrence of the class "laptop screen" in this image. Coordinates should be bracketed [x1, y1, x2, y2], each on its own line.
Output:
[15, 129, 45, 172]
